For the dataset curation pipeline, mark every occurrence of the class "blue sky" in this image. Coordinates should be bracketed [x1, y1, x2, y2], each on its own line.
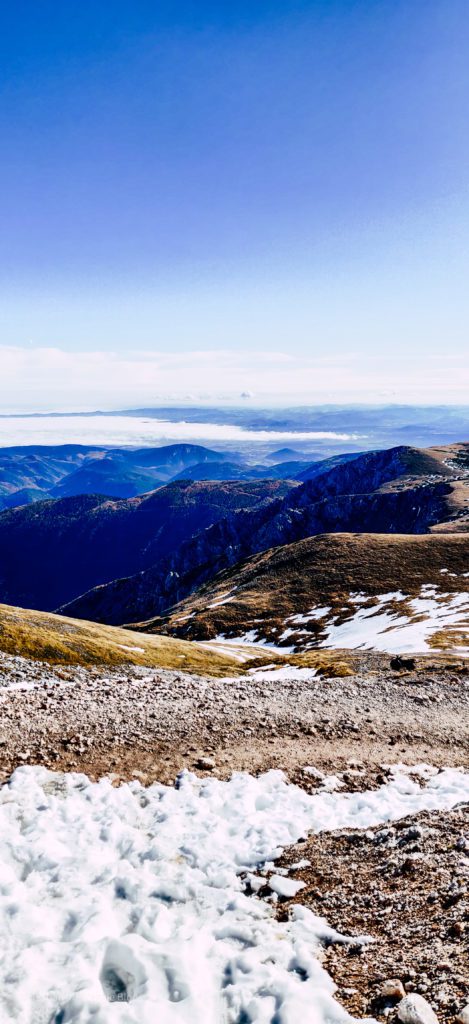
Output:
[0, 1, 468, 409]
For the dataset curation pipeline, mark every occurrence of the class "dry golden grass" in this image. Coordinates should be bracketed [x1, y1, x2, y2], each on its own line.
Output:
[428, 627, 469, 651]
[0, 603, 250, 676]
[287, 652, 354, 676]
[0, 602, 361, 679]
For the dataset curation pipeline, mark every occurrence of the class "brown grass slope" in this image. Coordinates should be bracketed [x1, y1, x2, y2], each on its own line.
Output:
[142, 532, 469, 644]
[0, 601, 371, 679]
[0, 603, 253, 676]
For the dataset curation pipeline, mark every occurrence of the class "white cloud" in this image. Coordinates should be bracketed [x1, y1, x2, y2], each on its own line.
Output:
[0, 415, 359, 447]
[0, 344, 467, 414]
[0, 346, 297, 412]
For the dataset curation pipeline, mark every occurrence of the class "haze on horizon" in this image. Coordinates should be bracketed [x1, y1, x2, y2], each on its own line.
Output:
[0, 1, 468, 411]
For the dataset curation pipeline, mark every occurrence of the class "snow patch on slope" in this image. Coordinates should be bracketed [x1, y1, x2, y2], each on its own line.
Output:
[320, 589, 469, 653]
[277, 585, 469, 655]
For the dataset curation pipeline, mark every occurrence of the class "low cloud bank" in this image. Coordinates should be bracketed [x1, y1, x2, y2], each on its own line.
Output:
[0, 414, 359, 448]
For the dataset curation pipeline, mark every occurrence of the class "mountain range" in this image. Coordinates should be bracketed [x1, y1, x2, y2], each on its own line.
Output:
[0, 443, 242, 508]
[58, 443, 468, 626]
[0, 478, 291, 611]
[0, 440, 345, 512]
[0, 439, 467, 657]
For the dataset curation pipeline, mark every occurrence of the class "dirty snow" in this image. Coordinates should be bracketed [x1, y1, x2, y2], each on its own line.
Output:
[1, 764, 468, 1024]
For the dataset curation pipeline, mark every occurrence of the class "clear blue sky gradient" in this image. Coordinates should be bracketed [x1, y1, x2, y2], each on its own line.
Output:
[0, 1, 468, 403]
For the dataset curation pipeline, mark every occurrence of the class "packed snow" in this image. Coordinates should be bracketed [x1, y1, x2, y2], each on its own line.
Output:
[1, 764, 468, 1024]
[286, 607, 332, 626]
[207, 589, 238, 610]
[199, 641, 255, 663]
[247, 665, 319, 681]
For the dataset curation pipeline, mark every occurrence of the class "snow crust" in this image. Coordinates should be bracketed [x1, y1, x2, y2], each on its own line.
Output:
[1, 764, 468, 1024]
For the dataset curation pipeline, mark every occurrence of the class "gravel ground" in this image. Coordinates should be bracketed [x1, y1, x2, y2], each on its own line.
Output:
[0, 651, 467, 783]
[275, 797, 469, 1024]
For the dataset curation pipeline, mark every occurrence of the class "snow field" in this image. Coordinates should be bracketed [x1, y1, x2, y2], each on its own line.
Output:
[0, 765, 468, 1024]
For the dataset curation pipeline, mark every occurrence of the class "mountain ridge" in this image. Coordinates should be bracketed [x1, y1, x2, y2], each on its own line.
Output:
[60, 444, 469, 626]
[0, 479, 292, 611]
[143, 532, 469, 657]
